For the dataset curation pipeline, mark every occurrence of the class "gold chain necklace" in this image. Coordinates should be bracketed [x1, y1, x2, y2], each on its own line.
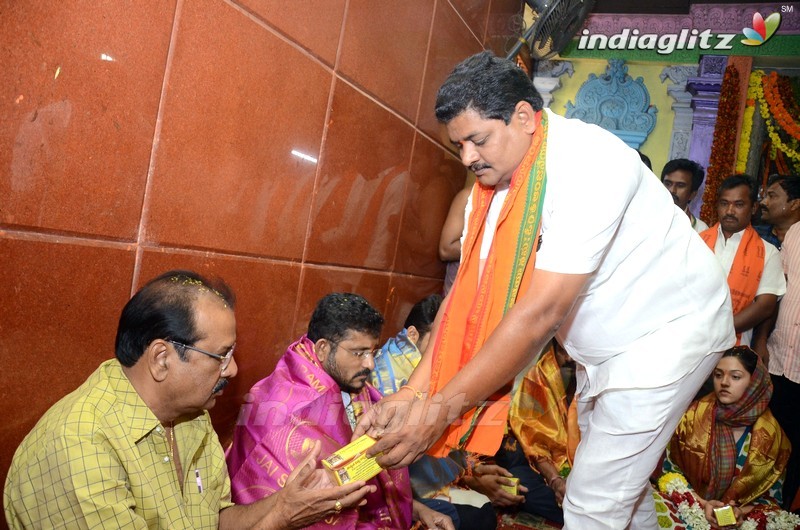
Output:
[165, 421, 184, 493]
[165, 422, 175, 462]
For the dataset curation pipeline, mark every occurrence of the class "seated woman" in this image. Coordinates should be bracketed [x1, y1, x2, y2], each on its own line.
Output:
[654, 346, 791, 528]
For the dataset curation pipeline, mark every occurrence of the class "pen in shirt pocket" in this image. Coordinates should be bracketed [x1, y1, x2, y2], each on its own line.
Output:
[195, 469, 203, 493]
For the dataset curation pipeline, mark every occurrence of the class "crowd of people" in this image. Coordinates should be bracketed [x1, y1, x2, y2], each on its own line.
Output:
[4, 50, 800, 530]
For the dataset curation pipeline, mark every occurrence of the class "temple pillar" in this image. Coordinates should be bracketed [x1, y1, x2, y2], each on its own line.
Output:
[686, 55, 727, 217]
[660, 65, 699, 162]
[534, 60, 574, 109]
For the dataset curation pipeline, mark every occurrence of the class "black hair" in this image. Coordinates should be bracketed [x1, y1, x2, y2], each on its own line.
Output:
[718, 174, 758, 204]
[721, 345, 759, 375]
[637, 150, 652, 171]
[403, 294, 443, 336]
[114, 270, 235, 367]
[435, 51, 544, 125]
[661, 158, 705, 192]
[767, 174, 800, 201]
[307, 293, 384, 343]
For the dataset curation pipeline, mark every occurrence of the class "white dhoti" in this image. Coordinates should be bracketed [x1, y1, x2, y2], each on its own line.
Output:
[562, 352, 721, 530]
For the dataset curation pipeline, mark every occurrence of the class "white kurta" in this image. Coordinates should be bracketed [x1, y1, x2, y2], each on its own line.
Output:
[463, 109, 735, 529]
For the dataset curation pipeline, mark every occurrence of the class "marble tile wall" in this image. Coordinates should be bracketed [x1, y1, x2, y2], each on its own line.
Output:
[0, 0, 522, 504]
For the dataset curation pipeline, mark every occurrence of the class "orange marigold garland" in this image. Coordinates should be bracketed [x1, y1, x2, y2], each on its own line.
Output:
[756, 72, 800, 174]
[701, 64, 741, 225]
[763, 71, 800, 141]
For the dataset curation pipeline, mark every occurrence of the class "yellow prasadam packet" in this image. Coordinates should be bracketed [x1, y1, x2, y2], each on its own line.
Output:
[499, 477, 520, 495]
[713, 505, 736, 527]
[322, 434, 383, 485]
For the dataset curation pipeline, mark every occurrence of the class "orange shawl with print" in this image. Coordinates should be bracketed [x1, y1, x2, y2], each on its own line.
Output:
[700, 224, 765, 345]
[428, 111, 547, 458]
[508, 345, 579, 474]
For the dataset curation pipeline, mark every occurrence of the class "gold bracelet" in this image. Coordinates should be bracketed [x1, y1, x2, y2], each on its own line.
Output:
[545, 475, 563, 487]
[398, 384, 424, 400]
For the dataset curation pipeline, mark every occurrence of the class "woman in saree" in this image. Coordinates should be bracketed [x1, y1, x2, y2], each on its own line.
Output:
[654, 346, 791, 528]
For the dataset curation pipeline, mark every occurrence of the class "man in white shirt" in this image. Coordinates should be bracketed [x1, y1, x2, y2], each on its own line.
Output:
[357, 51, 735, 530]
[700, 175, 786, 346]
[762, 174, 800, 509]
[661, 158, 708, 233]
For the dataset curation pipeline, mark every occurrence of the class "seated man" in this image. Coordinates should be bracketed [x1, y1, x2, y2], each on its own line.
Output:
[661, 158, 708, 233]
[4, 270, 370, 529]
[700, 175, 786, 346]
[226, 293, 450, 529]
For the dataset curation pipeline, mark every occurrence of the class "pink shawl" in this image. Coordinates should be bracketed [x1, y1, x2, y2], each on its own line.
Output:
[226, 335, 413, 529]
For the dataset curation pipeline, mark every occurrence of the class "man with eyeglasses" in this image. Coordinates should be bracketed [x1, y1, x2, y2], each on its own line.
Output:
[226, 292, 454, 530]
[5, 271, 372, 529]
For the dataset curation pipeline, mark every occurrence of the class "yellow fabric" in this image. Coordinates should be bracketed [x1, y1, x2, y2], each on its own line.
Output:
[669, 394, 791, 505]
[508, 346, 578, 474]
[4, 359, 232, 529]
[429, 112, 547, 458]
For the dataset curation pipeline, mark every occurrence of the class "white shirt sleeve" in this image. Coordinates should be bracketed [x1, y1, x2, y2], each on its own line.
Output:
[757, 240, 787, 297]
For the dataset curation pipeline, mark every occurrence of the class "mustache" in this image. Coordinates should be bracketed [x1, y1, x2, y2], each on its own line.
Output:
[352, 369, 371, 380]
[722, 215, 739, 222]
[671, 193, 680, 204]
[211, 378, 229, 395]
[470, 162, 490, 172]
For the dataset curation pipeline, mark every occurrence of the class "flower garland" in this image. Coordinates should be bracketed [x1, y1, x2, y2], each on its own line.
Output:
[658, 472, 711, 530]
[755, 74, 800, 169]
[739, 508, 800, 529]
[735, 71, 762, 173]
[763, 71, 800, 140]
[657, 472, 800, 530]
[702, 64, 741, 225]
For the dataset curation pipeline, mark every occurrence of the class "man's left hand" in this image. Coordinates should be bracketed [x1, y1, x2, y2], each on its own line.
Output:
[463, 464, 526, 507]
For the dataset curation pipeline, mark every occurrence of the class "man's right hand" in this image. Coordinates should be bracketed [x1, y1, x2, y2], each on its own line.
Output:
[254, 440, 375, 530]
[352, 388, 415, 441]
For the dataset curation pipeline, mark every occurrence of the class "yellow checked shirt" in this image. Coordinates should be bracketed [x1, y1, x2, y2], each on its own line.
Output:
[4, 359, 234, 529]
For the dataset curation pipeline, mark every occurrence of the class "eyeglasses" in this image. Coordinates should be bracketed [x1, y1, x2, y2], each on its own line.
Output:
[331, 341, 383, 360]
[167, 339, 235, 373]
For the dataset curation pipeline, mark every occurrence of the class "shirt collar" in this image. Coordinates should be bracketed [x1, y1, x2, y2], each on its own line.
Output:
[717, 223, 746, 245]
[101, 359, 211, 443]
[102, 360, 162, 442]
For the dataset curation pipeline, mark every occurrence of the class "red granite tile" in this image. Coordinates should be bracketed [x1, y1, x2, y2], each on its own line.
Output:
[306, 81, 414, 270]
[146, 0, 331, 260]
[0, 238, 135, 494]
[417, 1, 483, 140]
[0, 1, 175, 239]
[484, 0, 525, 57]
[383, 275, 445, 338]
[338, 0, 435, 121]
[395, 134, 467, 277]
[234, 0, 346, 66]
[449, 0, 491, 41]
